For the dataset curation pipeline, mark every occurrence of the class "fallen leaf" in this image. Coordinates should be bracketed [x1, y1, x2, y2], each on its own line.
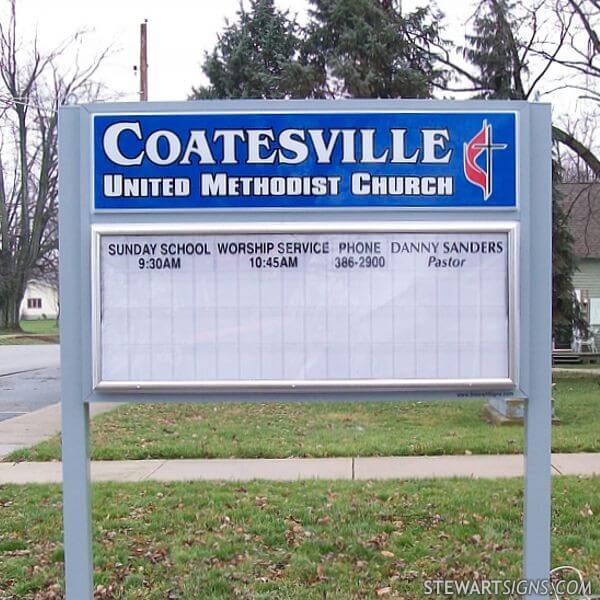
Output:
[376, 586, 392, 596]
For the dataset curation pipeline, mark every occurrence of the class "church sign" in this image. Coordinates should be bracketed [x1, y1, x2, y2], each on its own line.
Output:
[58, 100, 552, 600]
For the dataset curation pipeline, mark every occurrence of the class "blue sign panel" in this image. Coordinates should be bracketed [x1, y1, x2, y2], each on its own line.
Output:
[93, 111, 517, 210]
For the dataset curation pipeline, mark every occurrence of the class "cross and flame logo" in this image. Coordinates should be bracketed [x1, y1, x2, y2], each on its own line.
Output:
[463, 120, 507, 201]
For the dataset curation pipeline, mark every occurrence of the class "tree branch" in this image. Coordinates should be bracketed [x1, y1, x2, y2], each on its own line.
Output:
[553, 125, 600, 178]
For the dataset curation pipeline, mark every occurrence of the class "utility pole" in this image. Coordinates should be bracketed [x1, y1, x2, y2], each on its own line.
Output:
[139, 20, 148, 101]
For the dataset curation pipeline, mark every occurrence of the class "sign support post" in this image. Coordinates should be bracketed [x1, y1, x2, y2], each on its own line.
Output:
[58, 99, 553, 600]
[522, 104, 553, 599]
[61, 404, 93, 597]
[59, 106, 95, 598]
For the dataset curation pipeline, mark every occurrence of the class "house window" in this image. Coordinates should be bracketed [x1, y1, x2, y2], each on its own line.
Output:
[27, 298, 42, 309]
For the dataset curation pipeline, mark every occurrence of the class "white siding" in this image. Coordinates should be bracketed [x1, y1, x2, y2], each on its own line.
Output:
[20, 281, 59, 320]
[590, 298, 600, 326]
[573, 259, 600, 299]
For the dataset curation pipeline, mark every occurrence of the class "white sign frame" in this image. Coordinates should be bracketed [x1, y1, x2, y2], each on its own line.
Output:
[91, 221, 519, 393]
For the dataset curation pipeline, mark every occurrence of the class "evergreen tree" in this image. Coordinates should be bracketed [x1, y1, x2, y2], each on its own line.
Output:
[463, 0, 526, 99]
[552, 168, 588, 344]
[305, 0, 447, 98]
[191, 0, 314, 100]
[193, 0, 447, 101]
[464, 0, 587, 342]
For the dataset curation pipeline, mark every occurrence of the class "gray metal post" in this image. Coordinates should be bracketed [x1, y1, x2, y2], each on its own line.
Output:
[61, 403, 93, 598]
[523, 104, 553, 598]
[59, 106, 94, 599]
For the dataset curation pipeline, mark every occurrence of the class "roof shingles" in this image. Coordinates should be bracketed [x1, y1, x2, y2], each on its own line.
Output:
[557, 183, 600, 259]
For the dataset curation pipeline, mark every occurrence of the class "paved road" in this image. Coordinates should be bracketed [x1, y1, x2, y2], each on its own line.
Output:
[0, 344, 60, 376]
[0, 367, 61, 422]
[0, 368, 60, 421]
[0, 345, 61, 422]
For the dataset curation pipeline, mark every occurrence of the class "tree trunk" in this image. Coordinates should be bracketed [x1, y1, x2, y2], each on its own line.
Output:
[0, 279, 25, 331]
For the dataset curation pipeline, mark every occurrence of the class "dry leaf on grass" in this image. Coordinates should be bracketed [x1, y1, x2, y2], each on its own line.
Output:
[376, 586, 392, 596]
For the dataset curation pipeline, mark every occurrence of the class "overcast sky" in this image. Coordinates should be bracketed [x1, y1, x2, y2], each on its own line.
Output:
[6, 0, 591, 129]
[12, 0, 477, 102]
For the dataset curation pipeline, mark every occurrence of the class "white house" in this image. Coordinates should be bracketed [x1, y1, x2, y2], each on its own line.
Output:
[559, 182, 600, 350]
[19, 280, 59, 320]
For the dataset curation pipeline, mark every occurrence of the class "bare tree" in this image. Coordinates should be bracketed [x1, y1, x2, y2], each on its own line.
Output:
[531, 0, 600, 178]
[534, 0, 599, 104]
[555, 108, 600, 181]
[0, 0, 108, 330]
[431, 0, 600, 179]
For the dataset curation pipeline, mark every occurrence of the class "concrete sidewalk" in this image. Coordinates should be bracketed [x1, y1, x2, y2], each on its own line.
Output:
[0, 453, 598, 484]
[0, 402, 115, 458]
[553, 367, 600, 375]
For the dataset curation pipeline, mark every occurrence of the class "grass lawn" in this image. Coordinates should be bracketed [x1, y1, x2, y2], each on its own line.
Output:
[18, 319, 58, 334]
[0, 477, 598, 599]
[8, 375, 600, 462]
[0, 319, 59, 345]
